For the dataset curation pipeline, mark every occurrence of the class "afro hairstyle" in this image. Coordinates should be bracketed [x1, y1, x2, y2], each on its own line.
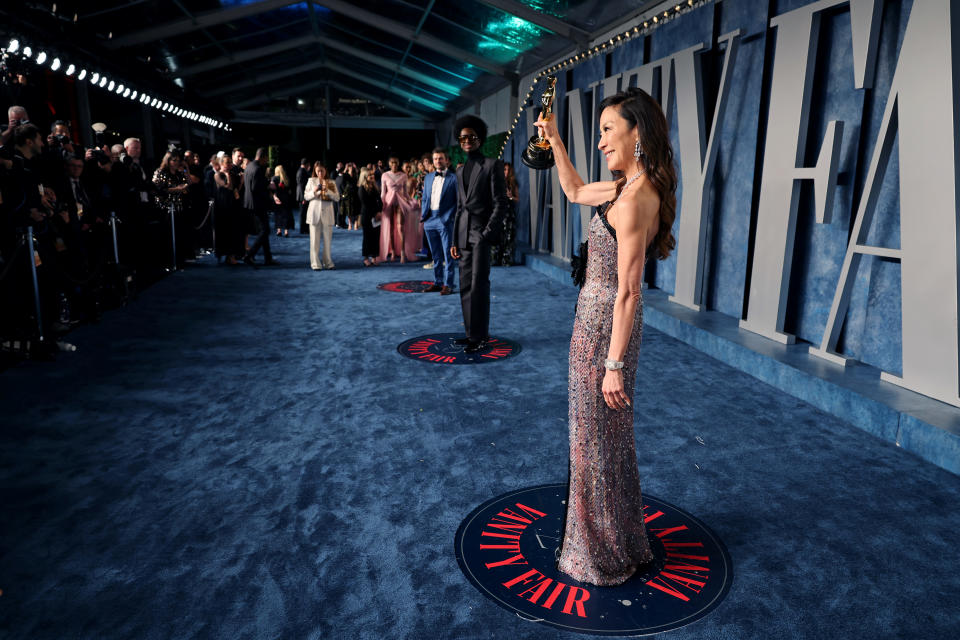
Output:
[454, 114, 488, 144]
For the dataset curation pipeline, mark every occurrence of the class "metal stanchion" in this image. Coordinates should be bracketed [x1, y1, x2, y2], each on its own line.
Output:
[168, 203, 178, 271]
[209, 198, 217, 259]
[110, 212, 120, 264]
[24, 226, 44, 344]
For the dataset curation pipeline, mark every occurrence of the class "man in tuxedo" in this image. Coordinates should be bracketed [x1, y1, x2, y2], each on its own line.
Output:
[420, 147, 458, 295]
[243, 147, 276, 265]
[62, 155, 99, 224]
[117, 137, 159, 267]
[119, 137, 155, 214]
[53, 155, 95, 275]
[450, 115, 509, 353]
[296, 157, 310, 234]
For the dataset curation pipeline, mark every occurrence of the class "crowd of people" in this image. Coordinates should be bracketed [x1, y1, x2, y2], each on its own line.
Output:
[0, 100, 520, 359]
[285, 152, 520, 274]
[0, 103, 221, 356]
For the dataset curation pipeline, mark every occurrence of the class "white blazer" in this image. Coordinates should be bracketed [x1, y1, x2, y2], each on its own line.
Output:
[305, 177, 339, 226]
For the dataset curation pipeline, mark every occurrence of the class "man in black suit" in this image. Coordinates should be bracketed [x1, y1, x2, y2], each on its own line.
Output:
[450, 115, 509, 353]
[243, 147, 276, 265]
[203, 153, 219, 199]
[116, 137, 160, 268]
[118, 137, 155, 216]
[296, 158, 310, 234]
[229, 147, 245, 192]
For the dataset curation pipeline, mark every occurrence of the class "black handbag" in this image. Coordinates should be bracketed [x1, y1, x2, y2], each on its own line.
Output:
[571, 240, 588, 288]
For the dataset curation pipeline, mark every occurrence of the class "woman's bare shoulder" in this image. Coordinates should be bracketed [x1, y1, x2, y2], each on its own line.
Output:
[611, 186, 658, 231]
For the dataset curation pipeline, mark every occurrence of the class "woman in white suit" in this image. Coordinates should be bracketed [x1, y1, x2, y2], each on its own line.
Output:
[305, 162, 339, 270]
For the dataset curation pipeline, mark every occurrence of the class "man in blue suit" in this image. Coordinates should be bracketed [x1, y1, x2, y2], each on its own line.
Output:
[420, 147, 458, 294]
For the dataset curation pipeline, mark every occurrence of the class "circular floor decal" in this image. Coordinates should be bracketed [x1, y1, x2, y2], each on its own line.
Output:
[397, 333, 521, 364]
[454, 484, 732, 636]
[377, 280, 436, 293]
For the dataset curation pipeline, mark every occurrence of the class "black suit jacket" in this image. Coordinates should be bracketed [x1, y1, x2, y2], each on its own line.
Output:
[118, 155, 156, 210]
[295, 166, 310, 202]
[453, 156, 509, 248]
[203, 165, 217, 199]
[243, 159, 269, 212]
[58, 176, 102, 222]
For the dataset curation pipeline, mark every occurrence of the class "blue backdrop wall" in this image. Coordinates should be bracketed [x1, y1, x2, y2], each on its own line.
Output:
[512, 0, 921, 379]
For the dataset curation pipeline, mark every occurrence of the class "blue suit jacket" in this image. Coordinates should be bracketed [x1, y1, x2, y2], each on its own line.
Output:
[420, 171, 458, 228]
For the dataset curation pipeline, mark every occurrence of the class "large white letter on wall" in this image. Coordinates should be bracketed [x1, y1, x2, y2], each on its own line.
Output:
[669, 32, 741, 311]
[525, 103, 541, 249]
[809, 0, 960, 408]
[525, 100, 568, 258]
[739, 0, 848, 344]
[566, 88, 594, 242]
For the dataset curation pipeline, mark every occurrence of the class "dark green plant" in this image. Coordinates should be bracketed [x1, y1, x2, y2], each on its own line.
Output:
[448, 132, 508, 167]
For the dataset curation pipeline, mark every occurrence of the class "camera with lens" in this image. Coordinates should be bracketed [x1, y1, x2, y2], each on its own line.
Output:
[89, 148, 109, 164]
[51, 133, 69, 146]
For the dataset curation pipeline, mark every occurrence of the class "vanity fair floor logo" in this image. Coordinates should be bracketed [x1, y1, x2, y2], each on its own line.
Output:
[397, 334, 521, 364]
[377, 280, 436, 293]
[454, 484, 732, 635]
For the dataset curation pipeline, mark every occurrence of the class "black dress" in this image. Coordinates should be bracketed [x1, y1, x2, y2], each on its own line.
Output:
[271, 176, 295, 230]
[358, 186, 382, 258]
[213, 185, 244, 258]
[491, 198, 517, 266]
[338, 174, 360, 224]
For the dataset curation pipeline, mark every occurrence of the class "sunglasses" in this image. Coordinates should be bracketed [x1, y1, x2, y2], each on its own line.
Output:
[458, 134, 479, 143]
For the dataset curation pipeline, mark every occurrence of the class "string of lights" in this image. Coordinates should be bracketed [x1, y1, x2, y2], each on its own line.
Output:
[1, 37, 232, 132]
[499, 0, 713, 157]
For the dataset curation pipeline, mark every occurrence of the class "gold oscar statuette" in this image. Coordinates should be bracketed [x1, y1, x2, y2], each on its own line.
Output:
[521, 75, 557, 170]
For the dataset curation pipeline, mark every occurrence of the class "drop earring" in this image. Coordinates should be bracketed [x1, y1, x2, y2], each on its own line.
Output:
[634, 140, 643, 159]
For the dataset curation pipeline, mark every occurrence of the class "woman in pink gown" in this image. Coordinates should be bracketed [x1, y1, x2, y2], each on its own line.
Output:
[379, 157, 407, 262]
[397, 175, 422, 262]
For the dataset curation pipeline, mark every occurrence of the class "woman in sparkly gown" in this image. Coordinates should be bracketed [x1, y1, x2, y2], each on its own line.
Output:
[534, 88, 677, 586]
[152, 151, 189, 213]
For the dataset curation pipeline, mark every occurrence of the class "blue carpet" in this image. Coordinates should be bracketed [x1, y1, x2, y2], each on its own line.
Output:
[1, 229, 959, 639]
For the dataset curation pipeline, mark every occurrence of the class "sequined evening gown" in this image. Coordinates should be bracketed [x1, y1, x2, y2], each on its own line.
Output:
[557, 204, 654, 586]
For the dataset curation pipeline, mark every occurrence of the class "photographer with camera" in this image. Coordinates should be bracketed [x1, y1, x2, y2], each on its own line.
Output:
[2, 123, 73, 340]
[0, 105, 29, 149]
[39, 120, 76, 187]
[47, 120, 75, 155]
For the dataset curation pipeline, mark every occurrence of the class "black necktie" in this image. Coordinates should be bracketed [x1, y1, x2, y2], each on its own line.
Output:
[73, 179, 89, 206]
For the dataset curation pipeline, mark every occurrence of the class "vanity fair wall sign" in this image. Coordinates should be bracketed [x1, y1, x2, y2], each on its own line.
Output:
[455, 484, 732, 635]
[519, 0, 960, 409]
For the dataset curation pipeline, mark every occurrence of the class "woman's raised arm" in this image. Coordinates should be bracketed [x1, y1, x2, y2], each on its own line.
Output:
[534, 114, 617, 207]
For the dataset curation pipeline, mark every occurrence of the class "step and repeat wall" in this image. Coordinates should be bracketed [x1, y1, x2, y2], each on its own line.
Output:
[510, 0, 960, 409]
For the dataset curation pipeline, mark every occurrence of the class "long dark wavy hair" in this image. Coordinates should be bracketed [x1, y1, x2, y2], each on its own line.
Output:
[599, 87, 677, 261]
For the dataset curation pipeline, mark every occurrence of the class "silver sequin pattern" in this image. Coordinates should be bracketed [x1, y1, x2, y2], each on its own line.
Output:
[557, 209, 653, 586]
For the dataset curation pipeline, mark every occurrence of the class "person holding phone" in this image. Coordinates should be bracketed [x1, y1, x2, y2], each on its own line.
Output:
[305, 162, 339, 271]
